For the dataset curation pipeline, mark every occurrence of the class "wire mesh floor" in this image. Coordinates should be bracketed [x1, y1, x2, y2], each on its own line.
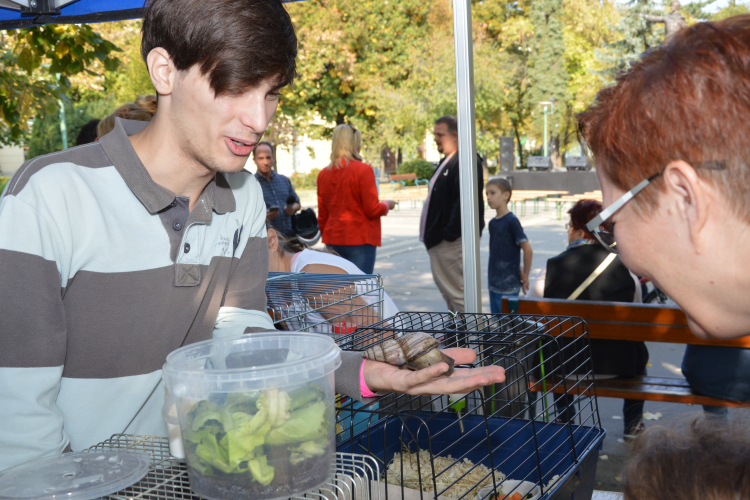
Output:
[87, 435, 380, 500]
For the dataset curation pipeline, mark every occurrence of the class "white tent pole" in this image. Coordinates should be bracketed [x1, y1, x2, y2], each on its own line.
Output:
[452, 0, 481, 313]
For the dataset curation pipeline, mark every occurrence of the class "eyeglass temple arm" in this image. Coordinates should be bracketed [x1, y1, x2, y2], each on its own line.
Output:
[586, 177, 653, 232]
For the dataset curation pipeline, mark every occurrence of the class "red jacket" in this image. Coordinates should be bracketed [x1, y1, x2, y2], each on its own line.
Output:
[317, 159, 389, 247]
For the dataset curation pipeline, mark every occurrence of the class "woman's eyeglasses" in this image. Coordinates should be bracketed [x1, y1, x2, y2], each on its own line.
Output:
[585, 174, 659, 253]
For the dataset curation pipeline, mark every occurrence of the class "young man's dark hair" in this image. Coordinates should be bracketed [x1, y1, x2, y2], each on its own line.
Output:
[75, 119, 100, 146]
[141, 0, 298, 95]
[435, 115, 458, 134]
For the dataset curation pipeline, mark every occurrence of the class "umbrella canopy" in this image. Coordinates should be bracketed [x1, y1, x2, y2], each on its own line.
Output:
[0, 0, 144, 29]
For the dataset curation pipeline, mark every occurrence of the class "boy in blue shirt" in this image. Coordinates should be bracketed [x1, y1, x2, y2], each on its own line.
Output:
[485, 178, 533, 313]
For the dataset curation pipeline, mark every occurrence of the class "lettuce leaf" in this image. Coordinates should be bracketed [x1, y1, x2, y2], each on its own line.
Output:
[247, 456, 275, 486]
[265, 401, 328, 446]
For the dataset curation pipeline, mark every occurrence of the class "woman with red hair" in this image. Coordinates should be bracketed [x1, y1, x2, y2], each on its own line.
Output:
[528, 199, 648, 439]
[578, 15, 750, 418]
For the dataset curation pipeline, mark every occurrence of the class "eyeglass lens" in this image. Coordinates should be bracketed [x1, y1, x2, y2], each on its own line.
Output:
[592, 228, 618, 253]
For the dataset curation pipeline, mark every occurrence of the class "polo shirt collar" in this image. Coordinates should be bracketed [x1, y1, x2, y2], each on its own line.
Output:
[254, 170, 276, 183]
[100, 117, 236, 215]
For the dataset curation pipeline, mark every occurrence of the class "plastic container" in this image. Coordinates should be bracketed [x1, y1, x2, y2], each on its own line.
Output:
[162, 333, 341, 500]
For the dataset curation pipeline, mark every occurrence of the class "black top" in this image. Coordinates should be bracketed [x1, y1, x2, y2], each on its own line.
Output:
[423, 153, 485, 250]
[544, 244, 649, 377]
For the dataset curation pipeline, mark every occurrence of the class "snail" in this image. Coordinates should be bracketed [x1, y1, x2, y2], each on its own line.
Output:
[363, 332, 455, 376]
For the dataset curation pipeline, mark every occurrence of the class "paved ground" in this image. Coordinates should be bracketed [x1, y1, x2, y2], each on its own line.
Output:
[349, 204, 750, 492]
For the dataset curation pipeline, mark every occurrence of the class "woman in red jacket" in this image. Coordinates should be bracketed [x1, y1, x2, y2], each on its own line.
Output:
[317, 124, 396, 274]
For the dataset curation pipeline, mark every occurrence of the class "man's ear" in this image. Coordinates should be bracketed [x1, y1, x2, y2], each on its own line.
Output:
[662, 160, 712, 251]
[146, 48, 176, 96]
[267, 228, 279, 252]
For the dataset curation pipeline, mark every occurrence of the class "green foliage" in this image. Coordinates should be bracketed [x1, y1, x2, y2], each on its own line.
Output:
[290, 168, 321, 190]
[710, 0, 750, 20]
[596, 0, 667, 84]
[525, 0, 570, 141]
[0, 176, 9, 195]
[0, 24, 121, 145]
[98, 21, 155, 104]
[397, 159, 434, 185]
[26, 96, 115, 159]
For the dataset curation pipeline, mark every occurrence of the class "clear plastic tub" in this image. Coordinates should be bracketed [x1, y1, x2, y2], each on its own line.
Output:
[162, 332, 341, 500]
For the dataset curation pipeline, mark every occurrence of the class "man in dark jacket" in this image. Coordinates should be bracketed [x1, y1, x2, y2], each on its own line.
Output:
[419, 115, 485, 312]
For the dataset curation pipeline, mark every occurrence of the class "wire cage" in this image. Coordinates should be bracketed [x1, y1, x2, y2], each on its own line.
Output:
[266, 272, 387, 335]
[334, 312, 606, 500]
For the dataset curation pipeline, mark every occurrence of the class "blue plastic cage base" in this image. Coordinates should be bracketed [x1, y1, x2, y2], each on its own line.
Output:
[337, 412, 605, 500]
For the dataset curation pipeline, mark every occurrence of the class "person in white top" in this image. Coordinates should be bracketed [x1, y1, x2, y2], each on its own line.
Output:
[266, 228, 399, 332]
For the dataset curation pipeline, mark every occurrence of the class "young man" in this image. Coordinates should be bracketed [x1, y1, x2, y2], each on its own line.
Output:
[252, 141, 300, 236]
[420, 115, 485, 313]
[0, 0, 504, 471]
[484, 178, 532, 313]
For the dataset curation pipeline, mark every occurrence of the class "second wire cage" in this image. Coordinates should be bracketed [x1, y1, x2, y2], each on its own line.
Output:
[335, 312, 606, 500]
[266, 271, 390, 334]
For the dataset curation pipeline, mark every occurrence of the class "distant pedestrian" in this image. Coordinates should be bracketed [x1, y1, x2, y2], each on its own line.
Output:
[252, 142, 300, 237]
[317, 124, 396, 274]
[484, 178, 532, 313]
[420, 115, 485, 313]
[96, 95, 157, 139]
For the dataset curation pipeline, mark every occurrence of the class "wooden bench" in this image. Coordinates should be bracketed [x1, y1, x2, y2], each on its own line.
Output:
[389, 173, 428, 189]
[500, 296, 750, 407]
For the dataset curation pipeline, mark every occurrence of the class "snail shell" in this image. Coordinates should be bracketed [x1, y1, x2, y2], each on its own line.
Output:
[363, 332, 455, 376]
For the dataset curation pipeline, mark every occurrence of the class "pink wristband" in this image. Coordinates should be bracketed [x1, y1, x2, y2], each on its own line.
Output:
[360, 359, 379, 398]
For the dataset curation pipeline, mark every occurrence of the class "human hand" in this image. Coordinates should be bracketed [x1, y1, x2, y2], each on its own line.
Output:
[385, 200, 397, 210]
[284, 203, 299, 216]
[520, 270, 529, 294]
[266, 209, 280, 220]
[363, 348, 505, 395]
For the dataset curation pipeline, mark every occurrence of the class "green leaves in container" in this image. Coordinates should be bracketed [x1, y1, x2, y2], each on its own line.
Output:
[183, 383, 330, 483]
[289, 438, 328, 465]
[265, 401, 328, 445]
[288, 382, 326, 411]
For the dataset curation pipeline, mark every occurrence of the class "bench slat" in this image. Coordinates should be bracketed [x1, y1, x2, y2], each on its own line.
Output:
[500, 297, 750, 348]
[530, 376, 747, 407]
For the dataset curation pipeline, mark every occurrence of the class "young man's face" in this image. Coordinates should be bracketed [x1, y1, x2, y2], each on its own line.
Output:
[485, 184, 508, 210]
[170, 65, 281, 174]
[253, 144, 274, 176]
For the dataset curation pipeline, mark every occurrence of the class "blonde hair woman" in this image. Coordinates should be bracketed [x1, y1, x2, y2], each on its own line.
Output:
[316, 124, 396, 274]
[96, 95, 158, 139]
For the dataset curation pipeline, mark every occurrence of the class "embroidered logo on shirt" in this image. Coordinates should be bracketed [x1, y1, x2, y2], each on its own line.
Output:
[233, 225, 243, 257]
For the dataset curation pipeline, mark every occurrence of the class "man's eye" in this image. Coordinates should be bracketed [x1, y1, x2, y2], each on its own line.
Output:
[267, 93, 280, 101]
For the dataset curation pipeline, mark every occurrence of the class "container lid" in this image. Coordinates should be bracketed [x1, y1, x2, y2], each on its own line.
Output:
[0, 450, 151, 500]
[162, 332, 342, 392]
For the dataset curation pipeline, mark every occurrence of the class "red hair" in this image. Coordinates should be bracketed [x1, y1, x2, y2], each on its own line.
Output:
[568, 199, 602, 239]
[578, 15, 750, 220]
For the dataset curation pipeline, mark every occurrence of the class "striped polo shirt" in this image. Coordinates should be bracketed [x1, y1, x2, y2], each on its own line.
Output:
[0, 118, 275, 470]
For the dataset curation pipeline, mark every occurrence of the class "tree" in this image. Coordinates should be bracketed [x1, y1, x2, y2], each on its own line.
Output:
[0, 24, 121, 145]
[26, 96, 115, 159]
[524, 0, 570, 149]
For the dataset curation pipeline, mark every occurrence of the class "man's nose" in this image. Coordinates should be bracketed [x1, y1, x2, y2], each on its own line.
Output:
[238, 97, 272, 134]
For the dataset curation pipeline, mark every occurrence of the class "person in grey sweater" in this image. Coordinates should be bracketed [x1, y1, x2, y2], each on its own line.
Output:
[0, 0, 504, 472]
